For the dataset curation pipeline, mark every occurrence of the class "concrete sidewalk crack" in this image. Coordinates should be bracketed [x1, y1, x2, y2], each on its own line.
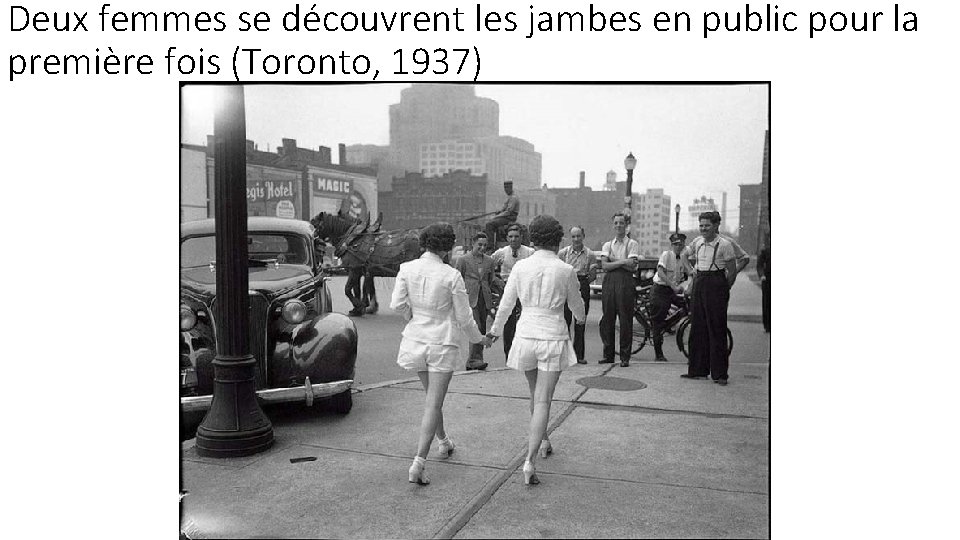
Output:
[529, 469, 768, 496]
[575, 401, 768, 420]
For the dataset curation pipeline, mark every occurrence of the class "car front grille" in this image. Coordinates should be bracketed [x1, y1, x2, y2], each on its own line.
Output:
[248, 292, 270, 389]
[207, 292, 271, 390]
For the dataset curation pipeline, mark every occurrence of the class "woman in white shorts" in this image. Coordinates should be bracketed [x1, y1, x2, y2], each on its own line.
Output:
[390, 222, 489, 485]
[486, 215, 585, 485]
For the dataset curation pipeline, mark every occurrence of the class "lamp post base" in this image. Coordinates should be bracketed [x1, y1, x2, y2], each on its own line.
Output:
[195, 356, 274, 458]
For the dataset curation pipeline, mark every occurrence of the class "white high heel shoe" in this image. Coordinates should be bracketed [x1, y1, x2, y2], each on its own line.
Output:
[408, 456, 429, 485]
[538, 439, 553, 458]
[437, 436, 456, 458]
[522, 460, 540, 485]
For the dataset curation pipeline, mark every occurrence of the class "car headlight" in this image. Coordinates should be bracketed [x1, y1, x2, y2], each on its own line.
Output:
[180, 305, 197, 331]
[281, 299, 307, 324]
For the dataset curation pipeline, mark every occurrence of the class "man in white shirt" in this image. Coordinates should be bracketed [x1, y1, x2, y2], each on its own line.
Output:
[649, 233, 688, 362]
[491, 224, 535, 357]
[598, 212, 640, 367]
[558, 226, 597, 363]
[681, 211, 739, 385]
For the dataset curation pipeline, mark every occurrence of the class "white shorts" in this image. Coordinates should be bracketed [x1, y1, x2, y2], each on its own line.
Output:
[396, 338, 462, 373]
[506, 337, 577, 372]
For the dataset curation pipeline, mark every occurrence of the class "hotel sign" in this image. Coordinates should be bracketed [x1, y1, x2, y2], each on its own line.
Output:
[313, 175, 352, 199]
[247, 180, 296, 203]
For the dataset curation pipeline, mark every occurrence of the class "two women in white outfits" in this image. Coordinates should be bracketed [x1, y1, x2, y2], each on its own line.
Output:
[391, 216, 584, 486]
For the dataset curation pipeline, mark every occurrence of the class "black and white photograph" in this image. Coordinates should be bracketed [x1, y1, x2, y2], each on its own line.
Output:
[178, 83, 770, 538]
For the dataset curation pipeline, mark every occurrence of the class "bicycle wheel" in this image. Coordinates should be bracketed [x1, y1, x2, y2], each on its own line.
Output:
[631, 313, 650, 355]
[677, 318, 734, 359]
[677, 318, 691, 359]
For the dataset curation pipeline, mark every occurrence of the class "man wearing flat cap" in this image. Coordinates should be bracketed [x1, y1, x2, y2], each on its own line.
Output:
[485, 181, 521, 246]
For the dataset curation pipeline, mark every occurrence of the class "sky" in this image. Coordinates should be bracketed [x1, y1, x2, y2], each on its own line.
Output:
[181, 83, 768, 232]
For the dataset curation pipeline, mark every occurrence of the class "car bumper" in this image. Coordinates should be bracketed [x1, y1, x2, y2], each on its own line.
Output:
[180, 377, 353, 413]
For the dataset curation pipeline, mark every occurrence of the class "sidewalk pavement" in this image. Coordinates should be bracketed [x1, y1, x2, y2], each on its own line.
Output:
[181, 358, 770, 539]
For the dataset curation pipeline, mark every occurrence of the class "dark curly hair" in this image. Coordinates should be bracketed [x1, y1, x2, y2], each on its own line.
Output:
[419, 222, 457, 252]
[699, 211, 721, 224]
[528, 215, 564, 248]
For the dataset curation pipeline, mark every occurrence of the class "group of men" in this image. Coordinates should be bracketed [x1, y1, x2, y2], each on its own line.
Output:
[594, 209, 751, 383]
[457, 212, 750, 387]
[455, 180, 755, 385]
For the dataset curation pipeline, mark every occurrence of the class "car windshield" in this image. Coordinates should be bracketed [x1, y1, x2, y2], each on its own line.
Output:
[181, 233, 311, 268]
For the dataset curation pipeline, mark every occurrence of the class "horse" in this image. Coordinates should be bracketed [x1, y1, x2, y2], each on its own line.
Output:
[311, 212, 421, 316]
[311, 211, 529, 316]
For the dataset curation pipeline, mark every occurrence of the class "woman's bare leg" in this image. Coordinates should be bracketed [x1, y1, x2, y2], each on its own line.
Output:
[523, 369, 561, 464]
[415, 371, 453, 458]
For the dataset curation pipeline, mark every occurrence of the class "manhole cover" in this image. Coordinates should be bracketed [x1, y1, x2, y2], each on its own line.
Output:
[576, 376, 647, 391]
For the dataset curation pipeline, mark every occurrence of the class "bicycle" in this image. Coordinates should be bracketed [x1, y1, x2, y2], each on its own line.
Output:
[630, 285, 733, 360]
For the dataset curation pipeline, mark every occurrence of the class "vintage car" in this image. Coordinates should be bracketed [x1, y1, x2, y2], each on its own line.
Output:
[590, 258, 659, 297]
[180, 217, 358, 416]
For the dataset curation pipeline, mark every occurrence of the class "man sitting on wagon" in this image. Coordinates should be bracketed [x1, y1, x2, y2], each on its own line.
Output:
[484, 180, 520, 247]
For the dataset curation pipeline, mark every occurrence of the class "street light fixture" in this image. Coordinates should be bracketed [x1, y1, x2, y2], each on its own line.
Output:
[675, 203, 681, 234]
[623, 152, 636, 236]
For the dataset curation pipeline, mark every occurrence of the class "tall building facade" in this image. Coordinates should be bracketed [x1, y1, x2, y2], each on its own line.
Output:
[346, 85, 541, 207]
[180, 145, 208, 222]
[688, 196, 719, 229]
[548, 172, 623, 252]
[389, 84, 499, 174]
[759, 129, 770, 248]
[379, 170, 489, 239]
[634, 188, 672, 258]
[738, 129, 771, 253]
[738, 184, 763, 253]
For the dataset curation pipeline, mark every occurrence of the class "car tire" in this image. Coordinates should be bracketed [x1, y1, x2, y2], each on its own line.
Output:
[327, 390, 353, 414]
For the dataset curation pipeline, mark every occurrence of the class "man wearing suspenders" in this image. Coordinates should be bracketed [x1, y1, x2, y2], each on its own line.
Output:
[682, 211, 739, 384]
[598, 212, 640, 367]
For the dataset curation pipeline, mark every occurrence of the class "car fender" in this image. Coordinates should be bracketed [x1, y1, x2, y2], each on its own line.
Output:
[270, 312, 358, 387]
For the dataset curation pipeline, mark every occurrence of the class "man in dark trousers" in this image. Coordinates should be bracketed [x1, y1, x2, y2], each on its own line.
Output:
[682, 211, 739, 385]
[485, 181, 520, 246]
[649, 232, 688, 362]
[598, 212, 640, 367]
[559, 225, 597, 364]
[757, 237, 770, 333]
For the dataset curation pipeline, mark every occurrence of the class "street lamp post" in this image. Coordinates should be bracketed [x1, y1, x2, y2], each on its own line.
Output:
[195, 86, 274, 458]
[623, 152, 636, 236]
[675, 204, 681, 235]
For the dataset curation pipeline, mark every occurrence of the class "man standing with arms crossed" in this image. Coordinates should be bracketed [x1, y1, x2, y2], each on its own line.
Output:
[598, 212, 640, 367]
[682, 211, 740, 385]
[455, 232, 497, 371]
[492, 224, 534, 358]
[558, 226, 596, 364]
